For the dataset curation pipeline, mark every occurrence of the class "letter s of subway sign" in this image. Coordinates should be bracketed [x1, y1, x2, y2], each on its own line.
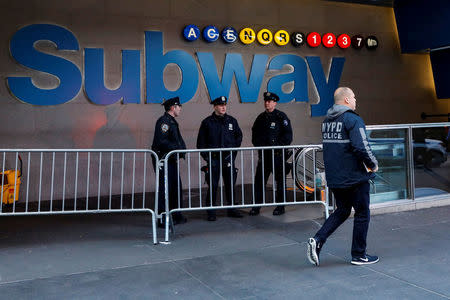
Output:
[6, 24, 377, 116]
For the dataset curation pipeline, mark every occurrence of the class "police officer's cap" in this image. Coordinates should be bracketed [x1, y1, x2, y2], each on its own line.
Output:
[263, 92, 279, 102]
[162, 97, 181, 110]
[211, 96, 227, 105]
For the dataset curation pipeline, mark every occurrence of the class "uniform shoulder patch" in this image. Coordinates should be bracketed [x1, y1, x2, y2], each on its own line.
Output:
[283, 119, 289, 126]
[161, 123, 169, 133]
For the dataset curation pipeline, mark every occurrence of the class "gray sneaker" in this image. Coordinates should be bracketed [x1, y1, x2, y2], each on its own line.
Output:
[307, 237, 321, 266]
[351, 254, 379, 265]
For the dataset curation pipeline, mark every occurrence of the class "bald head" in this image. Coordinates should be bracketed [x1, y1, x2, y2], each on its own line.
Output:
[334, 87, 353, 103]
[334, 87, 356, 110]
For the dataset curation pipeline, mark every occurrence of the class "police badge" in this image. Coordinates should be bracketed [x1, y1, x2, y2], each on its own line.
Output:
[161, 123, 169, 133]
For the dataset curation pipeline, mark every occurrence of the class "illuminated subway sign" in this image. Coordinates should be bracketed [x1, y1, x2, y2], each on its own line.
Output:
[7, 24, 345, 117]
[184, 25, 378, 50]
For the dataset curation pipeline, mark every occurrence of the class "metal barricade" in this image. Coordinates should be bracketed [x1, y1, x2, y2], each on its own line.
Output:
[162, 145, 329, 242]
[0, 149, 159, 244]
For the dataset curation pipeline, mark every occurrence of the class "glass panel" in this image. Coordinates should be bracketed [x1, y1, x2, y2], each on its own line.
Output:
[367, 128, 409, 203]
[413, 126, 450, 198]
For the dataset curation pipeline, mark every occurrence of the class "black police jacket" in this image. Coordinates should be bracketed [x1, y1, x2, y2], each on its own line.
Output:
[252, 109, 293, 147]
[151, 112, 186, 158]
[196, 113, 243, 161]
[322, 104, 377, 188]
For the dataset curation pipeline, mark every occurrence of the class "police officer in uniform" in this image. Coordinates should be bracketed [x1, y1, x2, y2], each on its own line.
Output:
[152, 97, 187, 226]
[307, 87, 379, 266]
[249, 92, 293, 216]
[197, 96, 243, 221]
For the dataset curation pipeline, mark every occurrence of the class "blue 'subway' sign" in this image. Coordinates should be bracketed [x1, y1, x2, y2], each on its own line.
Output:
[7, 24, 345, 116]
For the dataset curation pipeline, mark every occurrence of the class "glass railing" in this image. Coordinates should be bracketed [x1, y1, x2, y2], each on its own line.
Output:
[367, 123, 450, 203]
[412, 125, 450, 198]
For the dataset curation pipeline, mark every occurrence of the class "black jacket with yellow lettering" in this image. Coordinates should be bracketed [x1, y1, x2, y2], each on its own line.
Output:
[322, 104, 378, 188]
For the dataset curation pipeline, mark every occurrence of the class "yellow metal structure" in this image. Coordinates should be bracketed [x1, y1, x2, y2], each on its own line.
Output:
[1, 170, 21, 204]
[1, 157, 22, 205]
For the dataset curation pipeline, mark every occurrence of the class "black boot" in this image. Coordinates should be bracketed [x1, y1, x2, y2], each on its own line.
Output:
[207, 211, 217, 221]
[227, 209, 243, 218]
[173, 213, 187, 225]
[249, 208, 260, 216]
[272, 206, 285, 216]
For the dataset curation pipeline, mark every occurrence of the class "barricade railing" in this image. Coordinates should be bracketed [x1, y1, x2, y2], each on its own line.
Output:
[0, 149, 159, 244]
[162, 145, 329, 242]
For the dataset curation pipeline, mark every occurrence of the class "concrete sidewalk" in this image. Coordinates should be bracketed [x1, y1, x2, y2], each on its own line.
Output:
[0, 205, 449, 299]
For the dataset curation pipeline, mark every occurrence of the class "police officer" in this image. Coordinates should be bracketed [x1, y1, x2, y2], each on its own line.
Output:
[307, 87, 379, 266]
[197, 96, 243, 221]
[249, 92, 293, 216]
[152, 97, 187, 226]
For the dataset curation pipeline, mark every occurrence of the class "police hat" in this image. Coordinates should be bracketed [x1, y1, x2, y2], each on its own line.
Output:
[211, 96, 227, 105]
[162, 97, 181, 110]
[263, 92, 279, 102]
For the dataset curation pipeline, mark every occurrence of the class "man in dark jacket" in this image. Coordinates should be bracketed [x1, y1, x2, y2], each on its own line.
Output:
[197, 96, 243, 221]
[152, 97, 187, 226]
[249, 92, 293, 216]
[307, 87, 379, 266]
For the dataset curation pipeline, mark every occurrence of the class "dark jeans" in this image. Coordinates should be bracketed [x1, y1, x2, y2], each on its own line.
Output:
[314, 181, 370, 258]
[205, 158, 238, 216]
[154, 159, 183, 220]
[254, 152, 286, 207]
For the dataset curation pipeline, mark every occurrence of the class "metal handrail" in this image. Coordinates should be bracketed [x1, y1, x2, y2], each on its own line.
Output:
[367, 122, 450, 130]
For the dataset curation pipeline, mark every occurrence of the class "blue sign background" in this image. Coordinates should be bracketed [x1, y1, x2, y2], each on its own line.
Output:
[183, 25, 200, 41]
[221, 27, 238, 43]
[203, 25, 219, 42]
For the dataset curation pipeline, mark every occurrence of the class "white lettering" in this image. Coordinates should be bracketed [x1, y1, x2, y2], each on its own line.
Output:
[225, 30, 236, 42]
[324, 121, 343, 133]
[368, 39, 377, 47]
[207, 29, 219, 39]
[188, 28, 197, 38]
[323, 132, 343, 139]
